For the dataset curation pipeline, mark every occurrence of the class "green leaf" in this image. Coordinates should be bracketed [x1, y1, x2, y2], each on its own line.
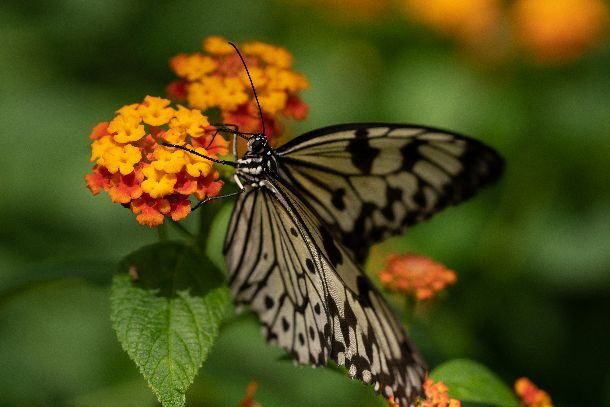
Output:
[430, 359, 519, 407]
[111, 241, 230, 407]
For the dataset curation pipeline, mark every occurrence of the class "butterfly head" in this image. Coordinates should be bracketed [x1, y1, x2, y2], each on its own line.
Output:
[247, 134, 269, 155]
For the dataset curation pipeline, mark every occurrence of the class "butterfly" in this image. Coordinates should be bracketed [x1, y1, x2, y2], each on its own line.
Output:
[166, 44, 504, 406]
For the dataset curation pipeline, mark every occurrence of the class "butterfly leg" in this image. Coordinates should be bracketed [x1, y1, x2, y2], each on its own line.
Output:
[206, 123, 252, 150]
[161, 142, 237, 168]
[191, 174, 245, 211]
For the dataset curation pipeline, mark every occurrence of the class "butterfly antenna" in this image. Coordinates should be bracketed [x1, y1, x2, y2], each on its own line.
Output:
[228, 41, 265, 136]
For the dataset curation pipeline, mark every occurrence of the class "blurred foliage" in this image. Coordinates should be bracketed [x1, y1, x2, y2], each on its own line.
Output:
[0, 0, 609, 406]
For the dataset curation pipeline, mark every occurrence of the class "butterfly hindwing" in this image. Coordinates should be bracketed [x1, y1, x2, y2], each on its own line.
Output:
[224, 178, 426, 406]
[277, 123, 504, 263]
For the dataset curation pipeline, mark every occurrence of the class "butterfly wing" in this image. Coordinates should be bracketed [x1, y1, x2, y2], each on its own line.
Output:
[276, 123, 504, 263]
[224, 178, 427, 406]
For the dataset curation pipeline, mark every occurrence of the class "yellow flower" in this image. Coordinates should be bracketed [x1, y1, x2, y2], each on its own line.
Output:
[108, 114, 146, 144]
[116, 103, 141, 119]
[239, 67, 268, 88]
[151, 147, 187, 174]
[138, 96, 175, 126]
[265, 66, 309, 92]
[85, 96, 226, 227]
[163, 127, 187, 145]
[203, 35, 235, 55]
[242, 41, 294, 68]
[186, 77, 222, 110]
[102, 144, 142, 175]
[168, 36, 310, 145]
[141, 165, 177, 198]
[170, 105, 210, 138]
[90, 135, 118, 163]
[171, 53, 217, 81]
[185, 146, 213, 177]
[259, 91, 287, 115]
[217, 77, 249, 111]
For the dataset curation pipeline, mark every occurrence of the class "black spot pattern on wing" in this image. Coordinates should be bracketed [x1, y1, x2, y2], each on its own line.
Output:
[278, 124, 504, 264]
[321, 226, 343, 267]
[331, 188, 347, 210]
[347, 134, 380, 174]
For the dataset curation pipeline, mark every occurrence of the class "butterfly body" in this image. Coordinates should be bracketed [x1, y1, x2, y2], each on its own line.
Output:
[223, 123, 503, 406]
[236, 135, 279, 185]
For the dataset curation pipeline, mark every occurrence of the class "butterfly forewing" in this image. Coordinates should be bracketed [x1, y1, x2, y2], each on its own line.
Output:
[224, 178, 427, 406]
[277, 124, 504, 263]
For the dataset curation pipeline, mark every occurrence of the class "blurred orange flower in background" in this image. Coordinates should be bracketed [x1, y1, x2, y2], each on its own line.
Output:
[168, 36, 309, 145]
[238, 381, 261, 407]
[515, 377, 553, 407]
[511, 0, 609, 63]
[379, 254, 457, 300]
[288, 0, 609, 64]
[85, 96, 227, 226]
[404, 0, 503, 47]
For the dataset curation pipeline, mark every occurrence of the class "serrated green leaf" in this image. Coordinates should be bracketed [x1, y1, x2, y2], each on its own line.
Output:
[431, 359, 519, 407]
[111, 241, 230, 407]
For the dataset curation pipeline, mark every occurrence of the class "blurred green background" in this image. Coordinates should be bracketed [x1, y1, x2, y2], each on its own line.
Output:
[1, 0, 609, 406]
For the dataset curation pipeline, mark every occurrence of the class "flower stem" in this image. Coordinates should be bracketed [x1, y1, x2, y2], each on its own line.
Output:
[401, 295, 416, 329]
[196, 200, 223, 251]
[157, 223, 168, 241]
[170, 220, 195, 240]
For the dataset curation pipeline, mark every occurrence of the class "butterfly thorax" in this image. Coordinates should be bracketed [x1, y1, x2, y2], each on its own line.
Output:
[236, 134, 279, 185]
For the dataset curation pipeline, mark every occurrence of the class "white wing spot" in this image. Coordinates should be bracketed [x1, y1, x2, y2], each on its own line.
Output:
[337, 352, 345, 365]
[348, 364, 357, 377]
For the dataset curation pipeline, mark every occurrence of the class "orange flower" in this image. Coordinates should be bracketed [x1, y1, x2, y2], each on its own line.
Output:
[168, 35, 309, 145]
[511, 0, 609, 63]
[404, 0, 502, 46]
[238, 381, 261, 407]
[378, 254, 457, 300]
[515, 377, 553, 407]
[417, 378, 460, 407]
[85, 96, 228, 227]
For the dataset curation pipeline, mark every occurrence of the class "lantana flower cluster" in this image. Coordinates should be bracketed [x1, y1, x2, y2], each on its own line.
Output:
[419, 378, 461, 407]
[85, 96, 228, 226]
[167, 36, 309, 144]
[379, 254, 457, 301]
[515, 377, 553, 407]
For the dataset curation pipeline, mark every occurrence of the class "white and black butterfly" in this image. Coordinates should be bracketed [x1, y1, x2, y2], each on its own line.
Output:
[166, 44, 503, 406]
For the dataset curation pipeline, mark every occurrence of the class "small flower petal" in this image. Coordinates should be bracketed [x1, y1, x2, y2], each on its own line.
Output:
[141, 165, 177, 198]
[108, 114, 146, 144]
[138, 96, 175, 126]
[202, 35, 235, 55]
[89, 122, 110, 140]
